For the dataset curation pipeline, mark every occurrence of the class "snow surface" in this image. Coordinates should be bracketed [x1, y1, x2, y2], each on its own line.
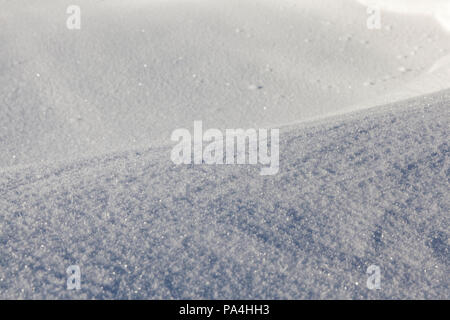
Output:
[2, 0, 450, 167]
[0, 0, 449, 299]
[0, 90, 448, 299]
[358, 0, 450, 32]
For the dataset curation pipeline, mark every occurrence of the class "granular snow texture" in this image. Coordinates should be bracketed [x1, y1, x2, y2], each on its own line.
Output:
[0, 90, 448, 299]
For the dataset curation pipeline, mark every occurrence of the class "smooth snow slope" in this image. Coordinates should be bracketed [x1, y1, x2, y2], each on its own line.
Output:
[0, 90, 448, 299]
[1, 0, 450, 168]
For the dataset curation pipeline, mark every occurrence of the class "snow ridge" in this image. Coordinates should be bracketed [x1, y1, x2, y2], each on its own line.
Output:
[0, 90, 448, 299]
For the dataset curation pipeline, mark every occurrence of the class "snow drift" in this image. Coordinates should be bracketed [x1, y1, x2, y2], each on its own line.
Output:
[0, 0, 449, 299]
[0, 90, 448, 299]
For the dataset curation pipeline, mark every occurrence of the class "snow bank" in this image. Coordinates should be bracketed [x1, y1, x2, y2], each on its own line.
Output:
[0, 90, 448, 299]
[1, 0, 450, 168]
[0, 0, 449, 300]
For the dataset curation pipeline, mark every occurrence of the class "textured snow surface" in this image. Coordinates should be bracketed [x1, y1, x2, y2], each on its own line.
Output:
[1, 0, 449, 300]
[0, 90, 448, 299]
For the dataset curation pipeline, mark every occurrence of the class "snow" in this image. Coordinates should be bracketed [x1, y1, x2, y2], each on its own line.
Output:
[358, 0, 450, 31]
[0, 90, 448, 299]
[2, 0, 450, 167]
[0, 0, 449, 299]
